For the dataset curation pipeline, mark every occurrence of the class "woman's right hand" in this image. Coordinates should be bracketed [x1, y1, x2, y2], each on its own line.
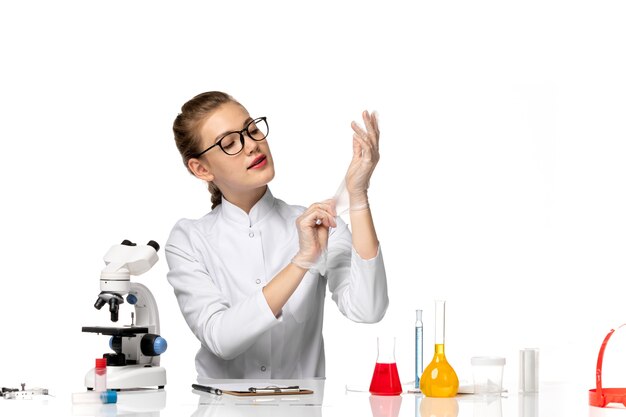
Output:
[291, 200, 337, 269]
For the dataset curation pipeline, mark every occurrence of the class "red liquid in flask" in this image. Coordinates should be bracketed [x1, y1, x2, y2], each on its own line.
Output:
[369, 362, 402, 395]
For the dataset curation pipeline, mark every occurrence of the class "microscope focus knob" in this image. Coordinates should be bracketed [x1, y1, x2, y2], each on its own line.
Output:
[141, 334, 168, 356]
[153, 337, 168, 355]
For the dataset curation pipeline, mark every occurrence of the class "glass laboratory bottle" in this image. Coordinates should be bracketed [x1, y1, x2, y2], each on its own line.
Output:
[415, 309, 424, 389]
[369, 336, 402, 396]
[420, 300, 459, 397]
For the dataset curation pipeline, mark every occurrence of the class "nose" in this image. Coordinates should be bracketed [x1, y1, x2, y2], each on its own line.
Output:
[242, 134, 261, 155]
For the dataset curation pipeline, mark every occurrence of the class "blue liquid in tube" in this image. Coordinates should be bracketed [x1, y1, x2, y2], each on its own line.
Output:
[415, 309, 424, 389]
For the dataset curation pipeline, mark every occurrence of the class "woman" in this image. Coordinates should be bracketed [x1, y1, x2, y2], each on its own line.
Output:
[166, 91, 388, 379]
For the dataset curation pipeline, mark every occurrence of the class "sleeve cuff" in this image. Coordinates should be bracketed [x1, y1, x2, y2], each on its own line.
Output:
[352, 244, 382, 266]
[255, 289, 284, 323]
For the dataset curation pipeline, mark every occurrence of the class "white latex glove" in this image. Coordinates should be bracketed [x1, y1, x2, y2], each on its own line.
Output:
[345, 110, 380, 211]
[291, 200, 337, 270]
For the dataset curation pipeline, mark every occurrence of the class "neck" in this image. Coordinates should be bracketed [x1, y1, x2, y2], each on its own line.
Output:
[224, 185, 267, 213]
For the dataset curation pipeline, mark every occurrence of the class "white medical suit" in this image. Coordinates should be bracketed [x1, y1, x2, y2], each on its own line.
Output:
[165, 188, 388, 379]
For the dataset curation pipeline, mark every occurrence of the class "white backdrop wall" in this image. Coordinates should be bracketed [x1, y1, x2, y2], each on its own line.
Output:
[1, 0, 626, 398]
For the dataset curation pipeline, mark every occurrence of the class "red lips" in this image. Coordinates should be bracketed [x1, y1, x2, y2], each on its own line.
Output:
[248, 155, 267, 169]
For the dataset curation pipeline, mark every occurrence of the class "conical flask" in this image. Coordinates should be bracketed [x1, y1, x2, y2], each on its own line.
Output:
[369, 336, 402, 396]
[420, 300, 459, 397]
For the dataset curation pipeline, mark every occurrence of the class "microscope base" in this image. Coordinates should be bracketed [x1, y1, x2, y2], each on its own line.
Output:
[85, 365, 166, 390]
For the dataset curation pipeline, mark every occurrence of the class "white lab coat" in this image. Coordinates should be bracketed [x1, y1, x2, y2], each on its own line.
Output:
[165, 188, 388, 379]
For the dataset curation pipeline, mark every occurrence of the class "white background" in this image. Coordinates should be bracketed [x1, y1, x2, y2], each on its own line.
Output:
[1, 0, 626, 401]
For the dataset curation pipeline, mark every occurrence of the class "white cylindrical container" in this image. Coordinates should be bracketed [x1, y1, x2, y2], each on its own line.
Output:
[519, 348, 539, 393]
[471, 356, 505, 394]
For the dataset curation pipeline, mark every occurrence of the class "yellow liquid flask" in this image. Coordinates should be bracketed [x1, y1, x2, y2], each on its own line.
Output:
[420, 300, 459, 397]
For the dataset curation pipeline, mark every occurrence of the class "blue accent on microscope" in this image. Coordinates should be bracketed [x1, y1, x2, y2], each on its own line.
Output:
[153, 337, 168, 355]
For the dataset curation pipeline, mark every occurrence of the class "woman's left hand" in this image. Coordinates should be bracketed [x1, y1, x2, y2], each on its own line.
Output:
[345, 110, 380, 210]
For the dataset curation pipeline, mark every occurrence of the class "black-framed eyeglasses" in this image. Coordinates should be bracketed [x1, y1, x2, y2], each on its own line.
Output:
[192, 117, 269, 157]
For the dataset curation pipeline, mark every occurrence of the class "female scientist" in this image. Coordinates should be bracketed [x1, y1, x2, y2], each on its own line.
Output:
[165, 91, 388, 379]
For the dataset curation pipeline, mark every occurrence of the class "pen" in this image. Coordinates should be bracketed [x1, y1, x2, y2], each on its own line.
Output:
[249, 385, 300, 393]
[192, 384, 223, 395]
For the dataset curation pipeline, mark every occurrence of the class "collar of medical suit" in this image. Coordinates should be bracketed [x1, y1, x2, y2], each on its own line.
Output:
[220, 187, 276, 227]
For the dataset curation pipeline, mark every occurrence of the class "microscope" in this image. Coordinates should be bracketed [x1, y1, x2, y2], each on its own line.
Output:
[82, 240, 167, 390]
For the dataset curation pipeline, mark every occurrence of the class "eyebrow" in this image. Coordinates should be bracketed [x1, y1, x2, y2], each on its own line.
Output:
[214, 117, 254, 143]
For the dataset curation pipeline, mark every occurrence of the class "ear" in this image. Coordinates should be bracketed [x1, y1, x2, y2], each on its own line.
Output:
[187, 158, 215, 182]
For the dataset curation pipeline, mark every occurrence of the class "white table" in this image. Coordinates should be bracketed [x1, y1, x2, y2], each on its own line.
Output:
[0, 378, 620, 416]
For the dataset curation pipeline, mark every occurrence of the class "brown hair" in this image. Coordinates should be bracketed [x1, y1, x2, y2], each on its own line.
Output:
[173, 91, 240, 209]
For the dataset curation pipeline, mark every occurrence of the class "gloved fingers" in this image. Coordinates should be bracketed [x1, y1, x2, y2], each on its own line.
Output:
[298, 204, 337, 229]
[362, 110, 380, 148]
[351, 120, 368, 142]
[352, 133, 377, 164]
[317, 200, 338, 221]
[292, 203, 334, 269]
[341, 111, 381, 205]
[370, 111, 380, 138]
[352, 110, 380, 150]
[317, 225, 329, 248]
[353, 134, 380, 169]
[304, 200, 337, 218]
[318, 199, 337, 217]
[325, 198, 337, 215]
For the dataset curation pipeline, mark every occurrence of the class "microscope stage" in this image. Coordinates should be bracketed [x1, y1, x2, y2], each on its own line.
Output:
[82, 326, 149, 336]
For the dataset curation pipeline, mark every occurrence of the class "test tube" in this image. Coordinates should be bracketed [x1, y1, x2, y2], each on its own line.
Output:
[94, 358, 107, 392]
[72, 390, 117, 404]
[415, 309, 423, 389]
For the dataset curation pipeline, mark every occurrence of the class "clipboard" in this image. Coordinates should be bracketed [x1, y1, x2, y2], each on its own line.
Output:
[192, 383, 313, 396]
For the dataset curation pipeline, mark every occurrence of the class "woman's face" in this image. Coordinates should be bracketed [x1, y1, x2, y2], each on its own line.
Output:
[195, 101, 275, 200]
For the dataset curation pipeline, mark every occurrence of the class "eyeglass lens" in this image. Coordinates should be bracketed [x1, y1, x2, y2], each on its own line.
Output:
[220, 118, 268, 155]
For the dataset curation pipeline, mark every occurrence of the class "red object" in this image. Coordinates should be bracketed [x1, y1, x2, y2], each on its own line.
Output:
[95, 358, 107, 370]
[369, 362, 402, 396]
[589, 324, 626, 408]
